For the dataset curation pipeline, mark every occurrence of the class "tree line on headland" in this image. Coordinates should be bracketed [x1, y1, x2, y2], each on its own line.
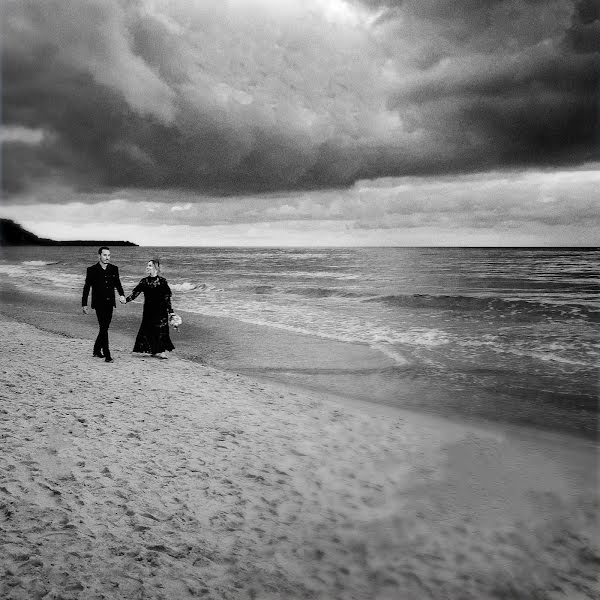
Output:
[0, 219, 138, 247]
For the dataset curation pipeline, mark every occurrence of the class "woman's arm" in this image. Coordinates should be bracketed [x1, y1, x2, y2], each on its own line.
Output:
[163, 280, 174, 314]
[125, 279, 145, 303]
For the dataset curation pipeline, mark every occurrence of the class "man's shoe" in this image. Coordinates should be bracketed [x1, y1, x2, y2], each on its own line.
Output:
[93, 352, 104, 358]
[104, 357, 114, 363]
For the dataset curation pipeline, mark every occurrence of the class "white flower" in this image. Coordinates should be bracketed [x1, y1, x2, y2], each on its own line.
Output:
[169, 314, 182, 329]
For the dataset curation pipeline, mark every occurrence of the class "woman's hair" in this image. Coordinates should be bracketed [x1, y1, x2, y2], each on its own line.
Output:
[149, 258, 161, 274]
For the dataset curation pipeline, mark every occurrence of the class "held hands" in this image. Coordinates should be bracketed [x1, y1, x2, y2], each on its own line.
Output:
[82, 306, 88, 314]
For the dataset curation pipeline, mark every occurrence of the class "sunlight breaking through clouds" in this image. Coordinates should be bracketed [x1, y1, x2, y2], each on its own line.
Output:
[2, 0, 598, 245]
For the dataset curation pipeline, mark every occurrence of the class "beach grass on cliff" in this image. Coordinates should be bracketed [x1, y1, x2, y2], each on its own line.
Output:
[0, 311, 598, 600]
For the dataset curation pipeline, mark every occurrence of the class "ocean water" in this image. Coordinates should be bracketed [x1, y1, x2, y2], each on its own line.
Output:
[1, 246, 598, 436]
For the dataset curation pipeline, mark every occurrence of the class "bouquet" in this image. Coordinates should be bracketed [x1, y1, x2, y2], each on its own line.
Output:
[169, 313, 182, 330]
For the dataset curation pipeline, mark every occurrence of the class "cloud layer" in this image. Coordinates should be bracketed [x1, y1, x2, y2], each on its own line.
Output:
[3, 0, 598, 199]
[3, 168, 598, 246]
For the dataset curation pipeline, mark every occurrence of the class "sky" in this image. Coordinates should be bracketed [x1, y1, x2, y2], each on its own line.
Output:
[2, 0, 599, 246]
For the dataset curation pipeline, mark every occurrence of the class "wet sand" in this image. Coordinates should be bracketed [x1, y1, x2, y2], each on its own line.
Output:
[0, 302, 598, 599]
[1, 283, 595, 440]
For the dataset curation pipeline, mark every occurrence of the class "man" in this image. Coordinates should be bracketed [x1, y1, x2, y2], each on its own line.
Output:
[82, 246, 126, 362]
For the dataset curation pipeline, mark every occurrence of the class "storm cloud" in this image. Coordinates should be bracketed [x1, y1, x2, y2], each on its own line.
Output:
[2, 0, 598, 199]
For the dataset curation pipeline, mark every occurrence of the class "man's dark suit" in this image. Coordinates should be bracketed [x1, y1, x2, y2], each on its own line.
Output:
[82, 262, 124, 360]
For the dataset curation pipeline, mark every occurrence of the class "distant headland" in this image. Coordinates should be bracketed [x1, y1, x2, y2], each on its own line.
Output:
[0, 219, 138, 247]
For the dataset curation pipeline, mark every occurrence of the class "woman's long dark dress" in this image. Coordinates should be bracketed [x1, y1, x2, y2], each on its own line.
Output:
[126, 276, 175, 354]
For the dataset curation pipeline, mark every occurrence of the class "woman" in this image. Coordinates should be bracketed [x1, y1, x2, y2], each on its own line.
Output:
[126, 259, 175, 359]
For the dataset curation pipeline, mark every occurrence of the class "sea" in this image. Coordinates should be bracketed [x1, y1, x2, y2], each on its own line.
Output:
[1, 246, 598, 438]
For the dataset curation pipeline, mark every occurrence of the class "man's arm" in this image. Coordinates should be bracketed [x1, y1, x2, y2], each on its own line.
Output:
[82, 267, 92, 312]
[114, 266, 126, 304]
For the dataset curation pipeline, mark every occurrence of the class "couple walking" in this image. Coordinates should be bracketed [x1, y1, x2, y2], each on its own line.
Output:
[82, 246, 175, 362]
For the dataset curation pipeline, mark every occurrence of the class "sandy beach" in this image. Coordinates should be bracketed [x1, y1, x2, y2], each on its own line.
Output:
[0, 310, 598, 600]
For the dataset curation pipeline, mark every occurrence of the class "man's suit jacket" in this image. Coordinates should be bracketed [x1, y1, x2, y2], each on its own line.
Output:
[82, 262, 125, 309]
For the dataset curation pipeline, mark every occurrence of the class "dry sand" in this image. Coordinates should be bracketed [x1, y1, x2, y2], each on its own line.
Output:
[0, 312, 598, 600]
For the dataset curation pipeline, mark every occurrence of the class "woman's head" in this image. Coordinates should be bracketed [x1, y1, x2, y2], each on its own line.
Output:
[145, 259, 160, 276]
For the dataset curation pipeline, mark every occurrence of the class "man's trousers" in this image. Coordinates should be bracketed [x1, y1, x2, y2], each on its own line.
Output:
[93, 305, 114, 359]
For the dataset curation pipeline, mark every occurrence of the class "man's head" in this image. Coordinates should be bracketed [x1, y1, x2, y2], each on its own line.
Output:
[98, 246, 111, 265]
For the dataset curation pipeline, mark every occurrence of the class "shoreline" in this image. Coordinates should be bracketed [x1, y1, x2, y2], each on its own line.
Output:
[1, 281, 597, 441]
[1, 306, 599, 598]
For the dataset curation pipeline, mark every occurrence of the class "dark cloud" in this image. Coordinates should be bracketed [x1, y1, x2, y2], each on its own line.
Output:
[2, 0, 598, 201]
[379, 0, 599, 169]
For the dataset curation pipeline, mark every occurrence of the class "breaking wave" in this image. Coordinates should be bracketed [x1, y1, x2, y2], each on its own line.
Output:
[22, 260, 60, 266]
[365, 294, 600, 321]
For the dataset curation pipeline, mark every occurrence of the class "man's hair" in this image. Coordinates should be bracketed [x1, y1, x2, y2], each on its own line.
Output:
[98, 246, 110, 254]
